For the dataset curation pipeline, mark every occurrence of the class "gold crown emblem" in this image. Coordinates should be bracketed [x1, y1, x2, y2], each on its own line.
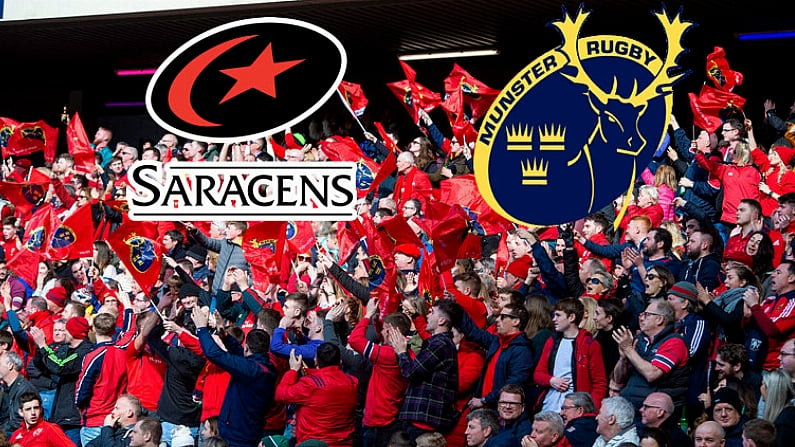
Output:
[506, 124, 566, 151]
[521, 158, 549, 185]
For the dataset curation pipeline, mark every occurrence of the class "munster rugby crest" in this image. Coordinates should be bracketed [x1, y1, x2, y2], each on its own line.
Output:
[475, 6, 692, 226]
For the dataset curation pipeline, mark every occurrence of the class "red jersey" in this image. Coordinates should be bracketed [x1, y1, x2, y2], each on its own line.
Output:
[126, 337, 167, 411]
[10, 419, 76, 447]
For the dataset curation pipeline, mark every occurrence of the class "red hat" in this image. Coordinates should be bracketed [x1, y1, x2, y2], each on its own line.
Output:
[66, 317, 90, 340]
[505, 259, 532, 279]
[394, 243, 421, 259]
[45, 286, 68, 308]
[774, 146, 795, 166]
[14, 158, 32, 169]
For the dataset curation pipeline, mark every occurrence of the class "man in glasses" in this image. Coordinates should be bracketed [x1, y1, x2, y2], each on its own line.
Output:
[118, 145, 138, 170]
[535, 298, 606, 413]
[456, 302, 532, 413]
[612, 299, 689, 413]
[719, 118, 744, 163]
[496, 384, 532, 442]
[639, 392, 693, 447]
[559, 392, 598, 447]
[742, 259, 795, 369]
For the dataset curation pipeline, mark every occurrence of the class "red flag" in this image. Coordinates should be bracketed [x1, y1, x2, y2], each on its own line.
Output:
[336, 219, 366, 265]
[367, 151, 397, 198]
[67, 112, 97, 175]
[418, 250, 445, 302]
[242, 221, 286, 289]
[706, 47, 744, 93]
[319, 136, 366, 162]
[439, 175, 513, 235]
[0, 179, 49, 218]
[48, 203, 94, 260]
[441, 86, 465, 122]
[451, 113, 479, 149]
[443, 63, 500, 120]
[362, 232, 398, 314]
[374, 122, 400, 154]
[320, 136, 396, 199]
[7, 247, 41, 289]
[423, 201, 470, 272]
[22, 204, 57, 254]
[107, 221, 163, 293]
[386, 61, 442, 123]
[285, 220, 315, 255]
[1, 118, 58, 162]
[688, 84, 747, 133]
[28, 168, 51, 184]
[377, 215, 424, 249]
[267, 137, 287, 160]
[338, 81, 369, 116]
[494, 232, 510, 277]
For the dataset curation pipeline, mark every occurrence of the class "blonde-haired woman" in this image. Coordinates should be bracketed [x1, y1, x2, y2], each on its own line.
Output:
[696, 141, 762, 225]
[579, 296, 598, 334]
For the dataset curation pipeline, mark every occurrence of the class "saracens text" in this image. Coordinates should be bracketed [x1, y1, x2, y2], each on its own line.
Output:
[126, 161, 357, 221]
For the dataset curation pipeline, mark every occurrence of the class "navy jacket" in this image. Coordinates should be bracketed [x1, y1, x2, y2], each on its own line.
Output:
[198, 327, 277, 447]
[458, 313, 533, 406]
[564, 415, 598, 447]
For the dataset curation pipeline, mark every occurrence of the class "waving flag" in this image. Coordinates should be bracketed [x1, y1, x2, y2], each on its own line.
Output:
[67, 112, 98, 175]
[706, 47, 743, 93]
[386, 61, 442, 123]
[443, 63, 500, 120]
[494, 232, 510, 277]
[48, 203, 94, 260]
[688, 84, 746, 133]
[374, 122, 400, 154]
[439, 175, 513, 235]
[242, 221, 286, 288]
[7, 247, 41, 290]
[0, 179, 49, 218]
[285, 220, 315, 255]
[423, 201, 470, 272]
[107, 221, 163, 294]
[22, 204, 57, 254]
[336, 218, 367, 265]
[0, 118, 58, 162]
[338, 81, 369, 116]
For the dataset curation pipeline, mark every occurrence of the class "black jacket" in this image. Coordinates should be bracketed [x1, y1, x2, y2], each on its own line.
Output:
[85, 424, 134, 447]
[35, 339, 93, 427]
[148, 323, 205, 426]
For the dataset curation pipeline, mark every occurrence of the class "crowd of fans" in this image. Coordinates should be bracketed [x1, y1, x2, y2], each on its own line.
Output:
[0, 75, 794, 447]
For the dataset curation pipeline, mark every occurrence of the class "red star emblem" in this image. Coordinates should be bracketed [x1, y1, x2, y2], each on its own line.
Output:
[218, 43, 304, 104]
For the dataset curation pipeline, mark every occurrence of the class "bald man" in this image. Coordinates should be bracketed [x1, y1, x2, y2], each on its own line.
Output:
[639, 392, 693, 447]
[694, 421, 725, 447]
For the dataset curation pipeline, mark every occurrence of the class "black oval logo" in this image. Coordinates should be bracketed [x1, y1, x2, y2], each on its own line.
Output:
[146, 18, 346, 142]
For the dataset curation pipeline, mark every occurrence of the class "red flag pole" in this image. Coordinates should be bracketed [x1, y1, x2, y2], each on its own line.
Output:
[337, 90, 367, 133]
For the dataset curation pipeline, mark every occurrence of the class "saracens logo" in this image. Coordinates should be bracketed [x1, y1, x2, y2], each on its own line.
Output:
[146, 17, 347, 143]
